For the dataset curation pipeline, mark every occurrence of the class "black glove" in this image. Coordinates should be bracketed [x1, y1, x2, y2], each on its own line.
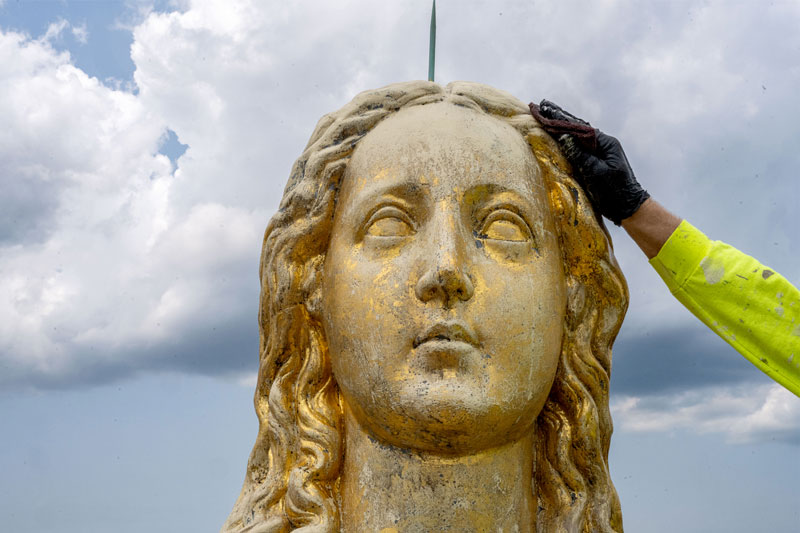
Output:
[535, 99, 650, 225]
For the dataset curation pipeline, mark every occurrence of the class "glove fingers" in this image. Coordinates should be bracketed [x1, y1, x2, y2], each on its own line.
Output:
[596, 130, 635, 175]
[558, 134, 605, 176]
[596, 131, 623, 155]
[539, 99, 591, 126]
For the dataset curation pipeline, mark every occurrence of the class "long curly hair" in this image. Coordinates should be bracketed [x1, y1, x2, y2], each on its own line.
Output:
[223, 81, 628, 533]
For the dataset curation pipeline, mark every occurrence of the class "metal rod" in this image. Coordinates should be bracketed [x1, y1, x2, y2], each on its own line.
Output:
[428, 0, 436, 82]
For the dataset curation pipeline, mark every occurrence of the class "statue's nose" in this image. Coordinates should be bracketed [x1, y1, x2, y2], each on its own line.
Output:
[415, 266, 475, 308]
[414, 221, 475, 308]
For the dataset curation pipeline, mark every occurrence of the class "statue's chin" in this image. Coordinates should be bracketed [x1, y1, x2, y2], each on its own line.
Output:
[341, 375, 542, 455]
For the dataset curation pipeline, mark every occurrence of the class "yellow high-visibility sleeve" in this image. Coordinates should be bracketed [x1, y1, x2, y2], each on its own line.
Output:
[650, 220, 800, 397]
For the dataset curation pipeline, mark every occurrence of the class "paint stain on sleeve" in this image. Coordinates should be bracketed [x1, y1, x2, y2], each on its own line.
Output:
[700, 256, 725, 285]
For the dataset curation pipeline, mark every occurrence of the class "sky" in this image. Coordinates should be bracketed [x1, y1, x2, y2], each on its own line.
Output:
[0, 0, 798, 531]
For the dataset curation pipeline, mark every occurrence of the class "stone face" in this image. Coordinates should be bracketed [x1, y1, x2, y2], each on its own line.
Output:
[223, 81, 629, 533]
[323, 102, 565, 457]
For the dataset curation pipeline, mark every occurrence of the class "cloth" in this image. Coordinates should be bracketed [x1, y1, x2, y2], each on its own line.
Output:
[529, 101, 598, 151]
[650, 220, 800, 397]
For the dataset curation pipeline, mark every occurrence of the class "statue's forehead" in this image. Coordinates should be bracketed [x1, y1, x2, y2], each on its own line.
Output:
[358, 101, 522, 151]
[344, 102, 542, 201]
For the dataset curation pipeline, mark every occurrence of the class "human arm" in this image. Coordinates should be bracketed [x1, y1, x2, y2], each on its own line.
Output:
[651, 220, 800, 397]
[532, 99, 800, 396]
[619, 197, 681, 259]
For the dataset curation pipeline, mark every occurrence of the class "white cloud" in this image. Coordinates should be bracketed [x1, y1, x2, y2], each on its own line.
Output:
[612, 384, 800, 444]
[1, 0, 799, 390]
[0, 25, 263, 386]
[42, 19, 69, 42]
[71, 23, 88, 45]
[37, 18, 89, 46]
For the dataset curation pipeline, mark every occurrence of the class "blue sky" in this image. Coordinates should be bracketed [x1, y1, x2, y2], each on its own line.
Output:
[0, 1, 798, 532]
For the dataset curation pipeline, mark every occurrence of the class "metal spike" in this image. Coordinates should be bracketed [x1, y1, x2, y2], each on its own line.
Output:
[428, 0, 436, 82]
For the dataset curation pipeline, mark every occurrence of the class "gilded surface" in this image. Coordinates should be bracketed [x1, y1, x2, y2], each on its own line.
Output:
[223, 81, 629, 533]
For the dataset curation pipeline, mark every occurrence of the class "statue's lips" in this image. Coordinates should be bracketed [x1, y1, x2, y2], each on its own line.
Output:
[412, 321, 479, 349]
[411, 322, 480, 373]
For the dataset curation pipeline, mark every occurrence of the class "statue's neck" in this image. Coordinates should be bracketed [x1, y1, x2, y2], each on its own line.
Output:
[339, 407, 536, 532]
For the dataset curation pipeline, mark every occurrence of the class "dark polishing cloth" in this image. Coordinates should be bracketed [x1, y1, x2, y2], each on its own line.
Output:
[529, 102, 598, 152]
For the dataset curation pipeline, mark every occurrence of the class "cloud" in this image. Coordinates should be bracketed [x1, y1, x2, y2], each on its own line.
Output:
[71, 23, 88, 45]
[0, 24, 263, 389]
[609, 324, 775, 396]
[42, 19, 69, 42]
[612, 383, 800, 445]
[1, 0, 799, 397]
[37, 18, 89, 46]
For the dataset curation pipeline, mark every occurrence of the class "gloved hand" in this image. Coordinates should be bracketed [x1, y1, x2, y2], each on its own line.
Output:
[534, 99, 650, 225]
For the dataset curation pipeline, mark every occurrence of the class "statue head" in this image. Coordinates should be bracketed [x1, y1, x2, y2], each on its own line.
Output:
[224, 81, 628, 533]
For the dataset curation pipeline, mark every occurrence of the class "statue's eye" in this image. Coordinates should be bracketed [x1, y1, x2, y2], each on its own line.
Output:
[479, 210, 531, 242]
[364, 207, 415, 238]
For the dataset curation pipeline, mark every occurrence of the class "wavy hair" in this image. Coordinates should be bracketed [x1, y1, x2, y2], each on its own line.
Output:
[223, 81, 628, 533]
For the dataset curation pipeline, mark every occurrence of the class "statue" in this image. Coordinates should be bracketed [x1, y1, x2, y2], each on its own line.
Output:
[223, 81, 628, 533]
